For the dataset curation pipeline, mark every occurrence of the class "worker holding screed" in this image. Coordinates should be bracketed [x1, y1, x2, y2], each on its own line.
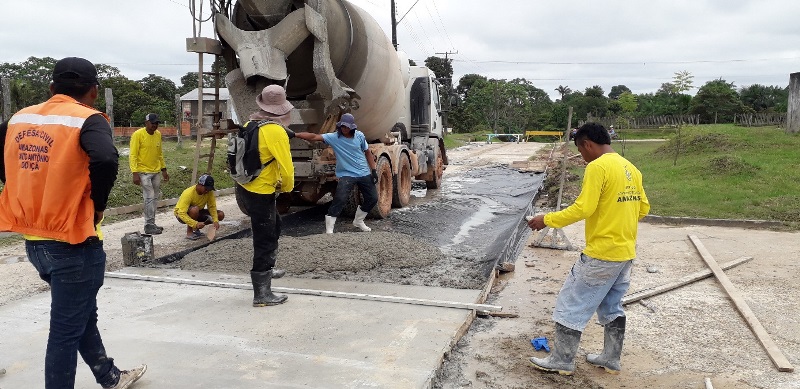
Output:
[526, 122, 650, 376]
[174, 174, 225, 240]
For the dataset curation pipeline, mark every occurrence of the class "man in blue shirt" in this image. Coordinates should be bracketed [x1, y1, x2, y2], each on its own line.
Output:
[295, 113, 378, 233]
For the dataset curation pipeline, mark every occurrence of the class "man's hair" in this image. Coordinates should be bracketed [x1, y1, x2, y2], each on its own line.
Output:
[574, 122, 611, 146]
[52, 82, 95, 99]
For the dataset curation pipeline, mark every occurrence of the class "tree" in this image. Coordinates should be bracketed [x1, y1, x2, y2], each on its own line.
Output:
[740, 84, 788, 113]
[177, 71, 215, 96]
[608, 85, 631, 100]
[579, 85, 609, 118]
[554, 85, 571, 99]
[139, 74, 177, 103]
[672, 70, 694, 94]
[618, 91, 638, 115]
[690, 79, 743, 124]
[0, 56, 57, 110]
[424, 56, 453, 82]
[456, 74, 487, 100]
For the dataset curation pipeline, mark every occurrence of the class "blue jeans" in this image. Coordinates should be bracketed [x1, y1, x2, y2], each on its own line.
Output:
[327, 175, 378, 217]
[552, 253, 632, 332]
[26, 240, 121, 389]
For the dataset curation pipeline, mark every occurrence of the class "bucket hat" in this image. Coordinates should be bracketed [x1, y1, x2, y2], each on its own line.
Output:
[336, 113, 357, 130]
[256, 85, 294, 116]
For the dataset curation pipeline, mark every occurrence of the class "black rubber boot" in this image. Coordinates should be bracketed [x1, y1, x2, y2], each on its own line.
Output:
[250, 271, 288, 307]
[270, 269, 286, 279]
[587, 316, 626, 374]
[530, 323, 583, 376]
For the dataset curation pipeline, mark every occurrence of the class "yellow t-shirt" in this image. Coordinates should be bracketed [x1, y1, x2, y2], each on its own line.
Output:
[544, 153, 650, 261]
[239, 123, 295, 195]
[129, 128, 166, 173]
[174, 186, 218, 229]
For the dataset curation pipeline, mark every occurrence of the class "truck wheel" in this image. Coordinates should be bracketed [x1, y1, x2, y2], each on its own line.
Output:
[370, 156, 393, 219]
[425, 147, 444, 189]
[392, 154, 412, 208]
[235, 184, 249, 216]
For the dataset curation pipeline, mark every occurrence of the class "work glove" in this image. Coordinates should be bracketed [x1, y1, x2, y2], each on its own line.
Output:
[371, 169, 378, 184]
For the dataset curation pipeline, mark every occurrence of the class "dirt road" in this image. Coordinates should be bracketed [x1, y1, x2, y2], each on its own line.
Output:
[435, 144, 800, 389]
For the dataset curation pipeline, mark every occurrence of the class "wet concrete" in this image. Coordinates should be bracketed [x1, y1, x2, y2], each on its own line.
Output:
[158, 165, 544, 290]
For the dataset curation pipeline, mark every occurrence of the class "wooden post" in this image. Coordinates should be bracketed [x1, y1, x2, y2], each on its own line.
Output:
[787, 72, 800, 134]
[174, 94, 182, 146]
[104, 88, 114, 132]
[192, 53, 204, 184]
[1, 77, 11, 121]
[689, 235, 794, 372]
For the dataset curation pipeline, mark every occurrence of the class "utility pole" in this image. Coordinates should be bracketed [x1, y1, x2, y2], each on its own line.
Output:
[390, 0, 397, 50]
[0, 77, 10, 122]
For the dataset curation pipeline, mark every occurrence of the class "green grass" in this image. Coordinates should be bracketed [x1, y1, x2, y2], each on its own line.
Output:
[567, 125, 800, 224]
[108, 138, 234, 208]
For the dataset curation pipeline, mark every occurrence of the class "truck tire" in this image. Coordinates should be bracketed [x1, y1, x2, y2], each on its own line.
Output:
[234, 184, 249, 216]
[392, 154, 412, 208]
[425, 147, 444, 189]
[369, 156, 393, 219]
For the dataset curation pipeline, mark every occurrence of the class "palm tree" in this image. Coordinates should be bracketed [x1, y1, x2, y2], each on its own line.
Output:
[555, 85, 572, 99]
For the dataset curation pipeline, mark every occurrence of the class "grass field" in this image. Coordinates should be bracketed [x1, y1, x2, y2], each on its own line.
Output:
[564, 125, 800, 225]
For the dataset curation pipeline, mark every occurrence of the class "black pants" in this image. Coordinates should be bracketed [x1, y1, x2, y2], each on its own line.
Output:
[240, 189, 281, 272]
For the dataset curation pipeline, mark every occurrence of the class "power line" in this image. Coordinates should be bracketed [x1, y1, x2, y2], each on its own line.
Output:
[430, 0, 455, 51]
[451, 57, 800, 65]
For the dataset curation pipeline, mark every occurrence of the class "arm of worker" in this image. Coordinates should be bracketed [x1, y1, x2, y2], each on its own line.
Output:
[294, 132, 324, 142]
[128, 131, 141, 185]
[173, 189, 200, 229]
[266, 126, 295, 192]
[0, 120, 8, 183]
[638, 183, 650, 220]
[542, 164, 602, 229]
[207, 193, 219, 229]
[159, 140, 169, 182]
[81, 114, 120, 224]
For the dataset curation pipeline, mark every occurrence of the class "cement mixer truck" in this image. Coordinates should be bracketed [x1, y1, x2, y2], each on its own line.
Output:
[210, 0, 448, 218]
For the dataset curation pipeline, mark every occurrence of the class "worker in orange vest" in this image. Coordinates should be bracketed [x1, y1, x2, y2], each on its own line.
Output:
[0, 57, 146, 389]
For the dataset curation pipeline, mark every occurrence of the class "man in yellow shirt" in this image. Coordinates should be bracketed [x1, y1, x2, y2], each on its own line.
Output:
[240, 85, 295, 307]
[129, 113, 169, 235]
[527, 122, 650, 376]
[174, 174, 225, 240]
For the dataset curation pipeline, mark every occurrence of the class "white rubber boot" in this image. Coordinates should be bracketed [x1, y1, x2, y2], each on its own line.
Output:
[325, 215, 336, 234]
[353, 207, 371, 232]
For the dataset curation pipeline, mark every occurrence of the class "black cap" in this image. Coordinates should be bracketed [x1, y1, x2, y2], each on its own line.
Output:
[198, 174, 215, 190]
[52, 57, 99, 85]
[145, 113, 160, 124]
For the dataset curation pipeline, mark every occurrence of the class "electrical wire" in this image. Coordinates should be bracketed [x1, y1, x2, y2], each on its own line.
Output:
[451, 57, 800, 65]
[430, 0, 456, 51]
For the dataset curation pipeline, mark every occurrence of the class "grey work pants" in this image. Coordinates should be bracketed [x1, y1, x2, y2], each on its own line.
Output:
[140, 172, 162, 226]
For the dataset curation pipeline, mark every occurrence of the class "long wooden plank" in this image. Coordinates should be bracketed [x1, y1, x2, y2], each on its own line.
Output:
[623, 256, 752, 305]
[689, 235, 794, 372]
[105, 272, 502, 312]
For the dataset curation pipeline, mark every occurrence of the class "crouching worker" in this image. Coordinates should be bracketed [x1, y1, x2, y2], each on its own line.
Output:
[294, 113, 378, 234]
[174, 174, 224, 240]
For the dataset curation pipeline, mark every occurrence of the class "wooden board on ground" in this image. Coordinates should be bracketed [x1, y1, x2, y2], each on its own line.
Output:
[622, 256, 752, 305]
[689, 235, 794, 373]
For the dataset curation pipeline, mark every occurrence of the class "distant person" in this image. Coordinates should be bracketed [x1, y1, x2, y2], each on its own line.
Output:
[608, 125, 618, 140]
[527, 122, 650, 376]
[240, 84, 295, 307]
[174, 174, 225, 240]
[129, 113, 169, 235]
[295, 113, 378, 234]
[0, 57, 146, 388]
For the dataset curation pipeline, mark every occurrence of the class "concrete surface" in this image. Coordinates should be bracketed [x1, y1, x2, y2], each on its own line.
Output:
[0, 267, 483, 388]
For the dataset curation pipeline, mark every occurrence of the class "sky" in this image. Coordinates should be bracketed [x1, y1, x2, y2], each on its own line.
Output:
[3, 0, 799, 100]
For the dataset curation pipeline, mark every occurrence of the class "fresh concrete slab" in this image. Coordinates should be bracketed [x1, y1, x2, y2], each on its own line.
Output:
[0, 268, 483, 388]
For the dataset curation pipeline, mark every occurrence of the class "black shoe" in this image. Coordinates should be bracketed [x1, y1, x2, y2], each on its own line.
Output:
[144, 224, 162, 235]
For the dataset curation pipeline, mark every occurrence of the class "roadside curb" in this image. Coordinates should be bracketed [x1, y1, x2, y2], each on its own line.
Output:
[643, 215, 785, 229]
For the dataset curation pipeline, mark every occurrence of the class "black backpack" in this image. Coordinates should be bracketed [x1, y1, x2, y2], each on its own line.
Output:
[227, 120, 276, 184]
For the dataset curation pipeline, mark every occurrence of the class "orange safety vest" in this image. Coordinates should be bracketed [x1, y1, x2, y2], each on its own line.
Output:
[0, 94, 108, 244]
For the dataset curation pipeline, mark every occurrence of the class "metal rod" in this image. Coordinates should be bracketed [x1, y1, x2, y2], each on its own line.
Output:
[104, 272, 503, 312]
